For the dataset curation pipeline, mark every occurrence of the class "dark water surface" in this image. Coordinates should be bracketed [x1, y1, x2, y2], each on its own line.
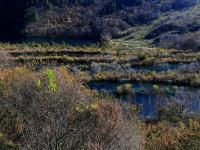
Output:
[87, 81, 200, 119]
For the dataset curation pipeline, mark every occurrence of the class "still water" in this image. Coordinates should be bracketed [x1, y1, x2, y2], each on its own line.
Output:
[88, 81, 200, 119]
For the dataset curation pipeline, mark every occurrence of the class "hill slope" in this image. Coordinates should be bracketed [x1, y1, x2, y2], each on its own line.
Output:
[24, 0, 198, 41]
[145, 5, 200, 50]
[0, 0, 200, 50]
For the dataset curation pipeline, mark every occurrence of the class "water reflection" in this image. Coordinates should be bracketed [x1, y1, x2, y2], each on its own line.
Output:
[87, 81, 200, 119]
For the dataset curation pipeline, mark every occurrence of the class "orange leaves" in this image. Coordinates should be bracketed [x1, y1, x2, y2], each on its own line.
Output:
[145, 120, 200, 150]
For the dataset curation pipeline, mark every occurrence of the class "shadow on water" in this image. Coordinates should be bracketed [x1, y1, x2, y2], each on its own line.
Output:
[0, 37, 97, 47]
[10, 50, 106, 57]
[87, 81, 200, 119]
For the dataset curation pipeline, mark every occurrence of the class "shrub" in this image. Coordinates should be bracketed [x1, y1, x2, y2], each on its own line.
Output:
[138, 54, 148, 61]
[0, 67, 144, 150]
[172, 86, 178, 93]
[145, 120, 200, 150]
[116, 84, 134, 95]
[157, 102, 187, 123]
[152, 84, 159, 93]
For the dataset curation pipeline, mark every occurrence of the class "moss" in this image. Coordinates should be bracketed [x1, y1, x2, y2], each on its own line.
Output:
[116, 85, 123, 94]
[123, 84, 133, 94]
[152, 84, 159, 93]
[116, 84, 134, 95]
[172, 86, 178, 93]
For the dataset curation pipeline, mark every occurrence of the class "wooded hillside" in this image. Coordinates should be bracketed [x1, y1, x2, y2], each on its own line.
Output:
[0, 0, 199, 41]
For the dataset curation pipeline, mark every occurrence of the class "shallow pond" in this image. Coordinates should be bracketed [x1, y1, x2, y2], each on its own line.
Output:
[87, 81, 200, 119]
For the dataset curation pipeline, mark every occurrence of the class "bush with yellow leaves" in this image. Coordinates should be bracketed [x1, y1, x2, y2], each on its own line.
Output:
[0, 67, 144, 150]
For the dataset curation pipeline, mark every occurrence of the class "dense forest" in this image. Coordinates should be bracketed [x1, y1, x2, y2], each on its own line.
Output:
[0, 0, 199, 42]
